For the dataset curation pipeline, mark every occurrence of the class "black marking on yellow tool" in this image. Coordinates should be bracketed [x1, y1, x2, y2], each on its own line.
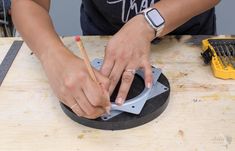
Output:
[201, 38, 235, 79]
[0, 41, 23, 86]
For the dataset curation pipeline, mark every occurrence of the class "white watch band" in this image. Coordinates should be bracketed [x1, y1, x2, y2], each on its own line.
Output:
[140, 8, 165, 37]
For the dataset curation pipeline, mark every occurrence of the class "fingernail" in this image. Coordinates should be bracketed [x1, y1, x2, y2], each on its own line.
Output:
[116, 97, 123, 105]
[147, 82, 152, 89]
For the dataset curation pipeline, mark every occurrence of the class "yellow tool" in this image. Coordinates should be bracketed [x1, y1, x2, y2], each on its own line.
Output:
[201, 38, 235, 79]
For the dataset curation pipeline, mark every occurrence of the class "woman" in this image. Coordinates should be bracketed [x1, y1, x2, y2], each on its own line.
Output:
[12, 0, 220, 119]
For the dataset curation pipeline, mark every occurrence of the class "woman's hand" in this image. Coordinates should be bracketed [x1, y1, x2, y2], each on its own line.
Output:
[42, 47, 111, 119]
[101, 15, 155, 105]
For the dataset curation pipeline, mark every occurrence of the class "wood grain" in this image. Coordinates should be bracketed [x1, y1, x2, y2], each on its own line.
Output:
[0, 36, 234, 151]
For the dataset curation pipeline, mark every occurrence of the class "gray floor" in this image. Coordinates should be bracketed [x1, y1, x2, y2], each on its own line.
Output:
[49, 0, 235, 36]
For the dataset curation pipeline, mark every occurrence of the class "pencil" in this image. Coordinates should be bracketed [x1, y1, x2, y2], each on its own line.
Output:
[75, 36, 98, 82]
[75, 36, 110, 114]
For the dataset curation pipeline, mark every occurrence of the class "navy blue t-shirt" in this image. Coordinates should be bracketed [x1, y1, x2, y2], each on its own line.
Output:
[81, 0, 216, 35]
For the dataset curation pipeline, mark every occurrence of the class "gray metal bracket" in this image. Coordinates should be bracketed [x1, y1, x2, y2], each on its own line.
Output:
[91, 58, 169, 121]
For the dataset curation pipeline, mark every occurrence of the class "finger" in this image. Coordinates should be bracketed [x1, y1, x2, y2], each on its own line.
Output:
[67, 96, 85, 117]
[74, 88, 105, 118]
[115, 66, 136, 105]
[108, 61, 126, 95]
[141, 61, 153, 88]
[84, 108, 105, 119]
[94, 70, 111, 110]
[73, 87, 95, 115]
[82, 76, 111, 108]
[94, 69, 111, 91]
[100, 52, 115, 77]
[71, 102, 85, 117]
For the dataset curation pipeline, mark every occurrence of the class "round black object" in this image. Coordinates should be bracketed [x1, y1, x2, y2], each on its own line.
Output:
[110, 74, 145, 102]
[60, 73, 170, 130]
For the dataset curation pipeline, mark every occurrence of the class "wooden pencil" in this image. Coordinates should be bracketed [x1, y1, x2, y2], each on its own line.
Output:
[75, 36, 98, 83]
[75, 36, 110, 114]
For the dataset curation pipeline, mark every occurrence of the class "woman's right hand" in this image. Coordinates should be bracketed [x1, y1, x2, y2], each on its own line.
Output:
[41, 47, 111, 119]
[12, 0, 110, 119]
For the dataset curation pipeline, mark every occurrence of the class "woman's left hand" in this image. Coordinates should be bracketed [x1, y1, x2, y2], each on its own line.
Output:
[100, 14, 155, 105]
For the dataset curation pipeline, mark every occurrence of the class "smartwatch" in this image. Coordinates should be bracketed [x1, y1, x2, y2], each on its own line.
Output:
[140, 8, 165, 38]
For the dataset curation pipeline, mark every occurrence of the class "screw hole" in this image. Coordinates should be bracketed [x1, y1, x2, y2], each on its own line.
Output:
[164, 88, 168, 90]
[132, 106, 135, 108]
[103, 117, 107, 119]
[97, 61, 100, 64]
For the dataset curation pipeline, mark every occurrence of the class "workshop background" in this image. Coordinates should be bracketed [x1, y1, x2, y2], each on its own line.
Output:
[49, 0, 235, 36]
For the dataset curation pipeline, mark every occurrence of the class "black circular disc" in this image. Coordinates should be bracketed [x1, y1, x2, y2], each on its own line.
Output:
[110, 74, 145, 102]
[60, 73, 170, 130]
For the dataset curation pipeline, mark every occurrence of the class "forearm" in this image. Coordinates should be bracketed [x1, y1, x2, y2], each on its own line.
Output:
[12, 0, 66, 61]
[154, 0, 220, 36]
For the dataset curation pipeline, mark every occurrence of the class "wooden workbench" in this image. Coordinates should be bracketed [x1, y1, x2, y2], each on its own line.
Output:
[0, 36, 234, 151]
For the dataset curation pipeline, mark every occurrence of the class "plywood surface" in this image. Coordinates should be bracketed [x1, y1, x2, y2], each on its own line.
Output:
[0, 36, 234, 151]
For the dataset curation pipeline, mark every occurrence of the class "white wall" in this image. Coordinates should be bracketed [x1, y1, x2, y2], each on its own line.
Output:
[216, 0, 235, 34]
[49, 0, 235, 36]
[49, 0, 82, 36]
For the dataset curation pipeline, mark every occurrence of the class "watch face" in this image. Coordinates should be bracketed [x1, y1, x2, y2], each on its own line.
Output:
[146, 9, 165, 27]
